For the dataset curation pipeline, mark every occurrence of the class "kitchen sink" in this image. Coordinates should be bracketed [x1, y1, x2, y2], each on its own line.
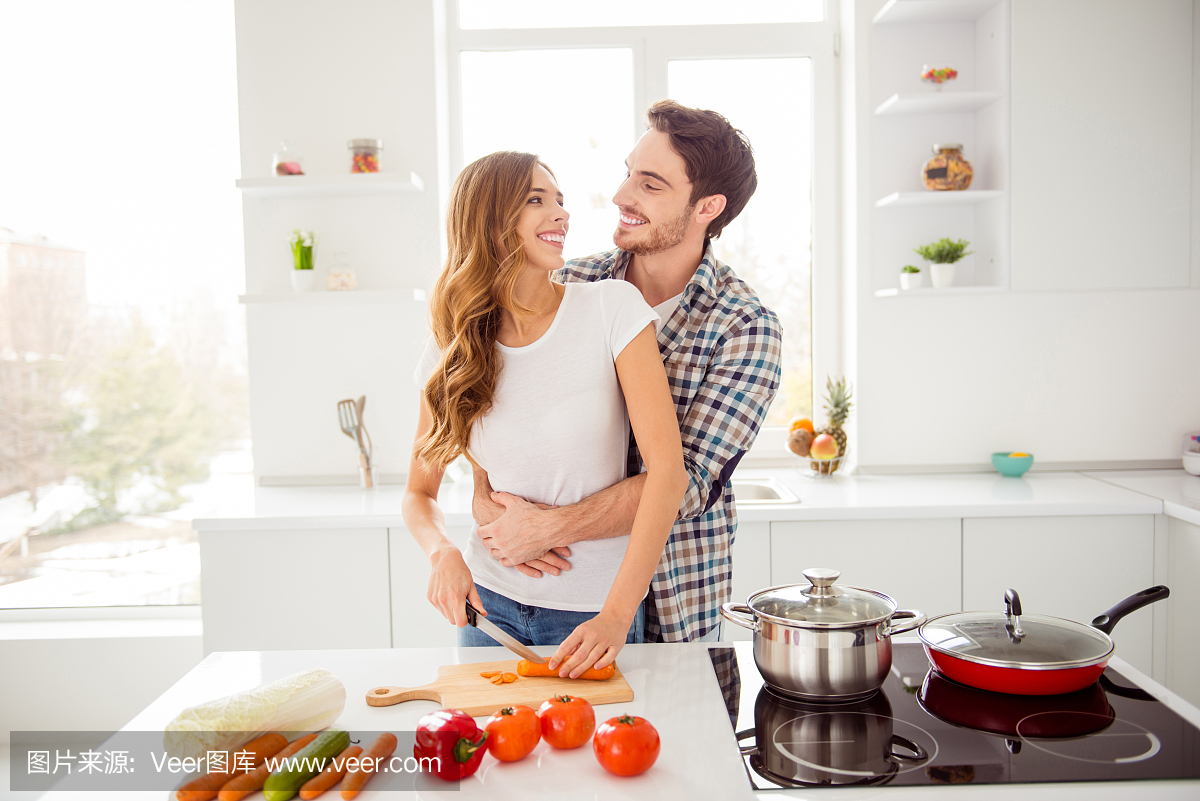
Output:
[730, 477, 800, 504]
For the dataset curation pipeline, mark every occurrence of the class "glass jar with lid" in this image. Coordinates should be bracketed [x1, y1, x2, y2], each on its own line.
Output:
[922, 143, 973, 191]
[349, 139, 382, 173]
[272, 140, 305, 176]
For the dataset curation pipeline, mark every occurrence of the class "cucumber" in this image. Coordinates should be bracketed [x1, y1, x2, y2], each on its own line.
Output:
[262, 729, 351, 801]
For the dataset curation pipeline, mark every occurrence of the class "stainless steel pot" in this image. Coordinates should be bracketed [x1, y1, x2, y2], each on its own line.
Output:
[721, 568, 926, 702]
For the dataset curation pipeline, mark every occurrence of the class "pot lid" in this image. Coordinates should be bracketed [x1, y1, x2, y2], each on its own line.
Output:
[748, 568, 897, 628]
[919, 594, 1114, 669]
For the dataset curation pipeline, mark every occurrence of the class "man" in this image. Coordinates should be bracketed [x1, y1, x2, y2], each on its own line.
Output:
[473, 99, 783, 643]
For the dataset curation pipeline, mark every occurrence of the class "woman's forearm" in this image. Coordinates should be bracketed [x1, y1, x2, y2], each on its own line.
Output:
[600, 465, 688, 623]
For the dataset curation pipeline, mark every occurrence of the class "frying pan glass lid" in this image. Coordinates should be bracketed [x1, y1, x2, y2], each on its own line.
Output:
[920, 611, 1114, 668]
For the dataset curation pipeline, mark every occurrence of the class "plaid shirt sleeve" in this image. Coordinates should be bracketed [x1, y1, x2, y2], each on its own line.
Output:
[675, 309, 782, 520]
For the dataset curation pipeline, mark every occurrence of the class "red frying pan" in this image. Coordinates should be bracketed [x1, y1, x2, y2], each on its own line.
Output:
[917, 586, 1169, 695]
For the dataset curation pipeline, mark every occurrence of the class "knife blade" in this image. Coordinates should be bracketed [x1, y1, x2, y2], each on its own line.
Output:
[465, 601, 547, 664]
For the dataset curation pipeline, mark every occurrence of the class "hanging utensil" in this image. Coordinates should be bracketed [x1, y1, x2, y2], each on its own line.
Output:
[916, 585, 1169, 695]
[336, 397, 373, 488]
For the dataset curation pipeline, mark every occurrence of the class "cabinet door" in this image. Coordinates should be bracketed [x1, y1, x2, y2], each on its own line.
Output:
[1010, 0, 1193, 290]
[199, 528, 392, 653]
[1166, 516, 1200, 707]
[962, 515, 1155, 674]
[389, 526, 471, 647]
[770, 519, 962, 623]
[727, 522, 771, 642]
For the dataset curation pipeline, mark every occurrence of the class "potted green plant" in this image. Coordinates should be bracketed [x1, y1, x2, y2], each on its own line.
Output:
[913, 237, 972, 289]
[289, 228, 317, 292]
[900, 264, 922, 290]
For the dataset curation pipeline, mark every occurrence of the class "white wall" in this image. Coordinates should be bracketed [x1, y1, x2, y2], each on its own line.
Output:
[235, 0, 442, 481]
[852, 0, 1200, 472]
[235, 0, 1200, 479]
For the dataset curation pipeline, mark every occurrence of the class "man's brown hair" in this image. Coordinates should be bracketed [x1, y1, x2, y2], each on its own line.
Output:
[646, 99, 757, 239]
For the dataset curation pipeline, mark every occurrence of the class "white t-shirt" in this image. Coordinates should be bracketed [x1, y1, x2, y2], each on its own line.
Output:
[414, 280, 657, 611]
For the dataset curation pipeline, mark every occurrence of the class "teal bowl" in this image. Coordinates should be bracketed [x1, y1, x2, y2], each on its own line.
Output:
[992, 451, 1033, 477]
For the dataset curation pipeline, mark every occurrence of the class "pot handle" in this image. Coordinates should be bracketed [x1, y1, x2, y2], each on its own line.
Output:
[721, 602, 760, 632]
[887, 609, 926, 636]
[735, 729, 758, 756]
[1091, 586, 1170, 635]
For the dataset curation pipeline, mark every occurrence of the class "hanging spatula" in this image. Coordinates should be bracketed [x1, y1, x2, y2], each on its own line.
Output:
[337, 397, 373, 488]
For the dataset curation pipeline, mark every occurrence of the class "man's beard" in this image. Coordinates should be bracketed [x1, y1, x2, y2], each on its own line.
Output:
[613, 204, 695, 256]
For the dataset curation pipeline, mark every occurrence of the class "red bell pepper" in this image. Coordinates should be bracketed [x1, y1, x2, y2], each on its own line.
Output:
[415, 708, 489, 781]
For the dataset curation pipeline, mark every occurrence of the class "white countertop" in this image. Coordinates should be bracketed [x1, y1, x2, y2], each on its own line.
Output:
[24, 641, 1200, 800]
[191, 469, 1179, 531]
[30, 643, 754, 801]
[1081, 469, 1200, 527]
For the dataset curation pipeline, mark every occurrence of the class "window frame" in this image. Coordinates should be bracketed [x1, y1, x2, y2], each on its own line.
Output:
[444, 1, 842, 465]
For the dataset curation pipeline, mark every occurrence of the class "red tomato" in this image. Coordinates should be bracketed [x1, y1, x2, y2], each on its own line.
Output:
[536, 695, 595, 749]
[593, 715, 660, 777]
[484, 705, 540, 762]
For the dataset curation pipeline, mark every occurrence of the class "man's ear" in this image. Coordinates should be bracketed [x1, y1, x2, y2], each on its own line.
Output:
[694, 194, 727, 228]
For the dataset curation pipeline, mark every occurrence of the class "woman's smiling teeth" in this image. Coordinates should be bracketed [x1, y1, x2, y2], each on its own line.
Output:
[537, 232, 565, 246]
[620, 213, 647, 226]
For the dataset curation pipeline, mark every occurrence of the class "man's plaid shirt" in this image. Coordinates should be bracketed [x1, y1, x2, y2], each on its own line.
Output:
[555, 243, 783, 642]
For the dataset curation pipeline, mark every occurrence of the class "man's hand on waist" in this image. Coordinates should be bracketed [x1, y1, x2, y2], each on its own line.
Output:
[477, 491, 570, 569]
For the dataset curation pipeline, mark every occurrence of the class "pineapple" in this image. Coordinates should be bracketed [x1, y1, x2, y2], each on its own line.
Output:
[811, 377, 853, 475]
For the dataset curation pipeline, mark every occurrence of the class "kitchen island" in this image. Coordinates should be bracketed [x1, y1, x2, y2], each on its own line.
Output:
[21, 641, 1200, 800]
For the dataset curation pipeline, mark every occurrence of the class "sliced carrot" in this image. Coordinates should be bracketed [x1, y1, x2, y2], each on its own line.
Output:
[218, 733, 317, 801]
[490, 674, 504, 685]
[516, 659, 616, 681]
[341, 732, 398, 800]
[175, 732, 289, 801]
[479, 671, 501, 678]
[501, 673, 517, 683]
[298, 744, 363, 800]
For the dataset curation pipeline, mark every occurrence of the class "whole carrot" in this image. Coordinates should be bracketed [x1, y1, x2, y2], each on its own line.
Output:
[218, 733, 318, 801]
[299, 744, 362, 800]
[176, 732, 289, 801]
[517, 660, 616, 680]
[340, 732, 397, 800]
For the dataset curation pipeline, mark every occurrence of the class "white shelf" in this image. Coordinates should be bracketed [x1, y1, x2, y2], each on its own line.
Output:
[874, 91, 1004, 116]
[873, 0, 1003, 25]
[874, 286, 1007, 297]
[875, 190, 1005, 208]
[239, 288, 427, 305]
[235, 172, 425, 198]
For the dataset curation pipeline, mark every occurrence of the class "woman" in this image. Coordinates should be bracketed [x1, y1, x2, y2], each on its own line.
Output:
[403, 152, 686, 678]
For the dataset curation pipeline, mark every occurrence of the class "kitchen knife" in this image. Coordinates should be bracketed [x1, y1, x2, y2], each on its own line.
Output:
[464, 601, 547, 664]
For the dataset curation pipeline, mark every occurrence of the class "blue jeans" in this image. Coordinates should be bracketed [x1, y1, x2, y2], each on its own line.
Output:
[457, 584, 645, 647]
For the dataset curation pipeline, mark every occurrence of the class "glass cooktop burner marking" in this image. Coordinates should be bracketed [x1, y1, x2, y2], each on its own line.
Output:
[769, 712, 939, 777]
[1016, 714, 1162, 764]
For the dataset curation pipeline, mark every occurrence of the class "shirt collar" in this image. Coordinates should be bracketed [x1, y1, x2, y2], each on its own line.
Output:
[611, 240, 721, 302]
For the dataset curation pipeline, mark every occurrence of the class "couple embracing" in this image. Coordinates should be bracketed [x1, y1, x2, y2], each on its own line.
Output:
[402, 100, 783, 679]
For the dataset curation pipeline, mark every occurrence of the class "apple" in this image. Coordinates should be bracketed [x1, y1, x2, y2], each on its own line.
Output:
[810, 434, 839, 461]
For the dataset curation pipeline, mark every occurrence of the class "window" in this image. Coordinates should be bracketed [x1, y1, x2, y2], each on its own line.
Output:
[0, 1, 247, 609]
[447, 1, 839, 438]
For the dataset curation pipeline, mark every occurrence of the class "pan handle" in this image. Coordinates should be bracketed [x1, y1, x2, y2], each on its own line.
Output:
[1091, 586, 1170, 635]
[721, 602, 761, 632]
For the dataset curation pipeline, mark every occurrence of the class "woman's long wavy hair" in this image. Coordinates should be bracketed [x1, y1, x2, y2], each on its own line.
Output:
[415, 151, 553, 469]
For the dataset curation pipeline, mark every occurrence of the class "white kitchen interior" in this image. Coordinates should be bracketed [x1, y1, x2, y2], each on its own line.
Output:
[4, 0, 1200, 798]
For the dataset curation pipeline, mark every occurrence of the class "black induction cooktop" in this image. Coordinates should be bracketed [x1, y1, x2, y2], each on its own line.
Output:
[708, 641, 1200, 790]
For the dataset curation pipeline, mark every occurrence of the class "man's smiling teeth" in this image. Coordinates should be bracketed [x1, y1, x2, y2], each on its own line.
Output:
[538, 233, 565, 244]
[620, 214, 647, 226]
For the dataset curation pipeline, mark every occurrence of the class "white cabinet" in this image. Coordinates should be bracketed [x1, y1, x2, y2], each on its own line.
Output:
[389, 525, 471, 648]
[728, 522, 771, 641]
[962, 515, 1156, 674]
[769, 519, 963, 620]
[1009, 0, 1193, 290]
[1165, 516, 1200, 708]
[199, 528, 392, 653]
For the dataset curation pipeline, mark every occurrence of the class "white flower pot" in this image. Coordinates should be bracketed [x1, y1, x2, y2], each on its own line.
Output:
[900, 272, 922, 290]
[930, 262, 956, 289]
[291, 269, 317, 292]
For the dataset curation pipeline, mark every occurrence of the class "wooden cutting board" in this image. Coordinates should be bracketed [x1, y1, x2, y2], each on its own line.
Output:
[365, 659, 633, 716]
